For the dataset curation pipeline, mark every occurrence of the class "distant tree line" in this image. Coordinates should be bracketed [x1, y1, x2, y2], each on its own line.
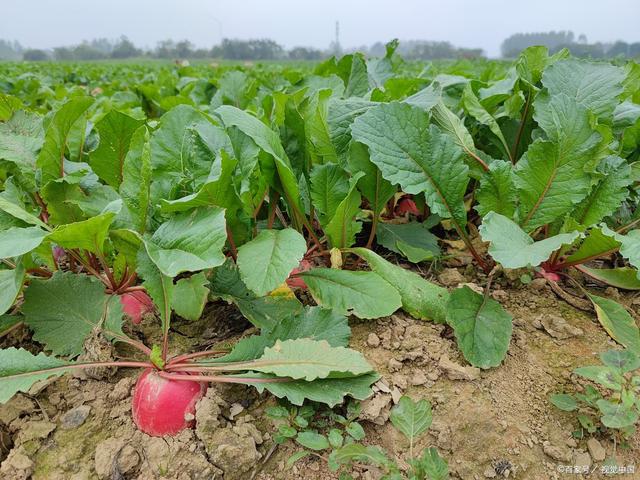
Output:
[502, 31, 640, 59]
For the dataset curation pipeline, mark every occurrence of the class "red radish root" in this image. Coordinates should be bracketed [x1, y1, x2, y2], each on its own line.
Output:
[132, 368, 207, 437]
[120, 290, 155, 324]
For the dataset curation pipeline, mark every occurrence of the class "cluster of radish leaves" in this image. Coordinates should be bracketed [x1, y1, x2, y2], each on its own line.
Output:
[2, 43, 639, 410]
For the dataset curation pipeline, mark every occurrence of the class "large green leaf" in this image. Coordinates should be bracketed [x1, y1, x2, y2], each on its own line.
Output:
[599, 225, 640, 275]
[0, 111, 44, 173]
[144, 207, 227, 277]
[247, 338, 373, 381]
[22, 272, 124, 357]
[431, 101, 481, 170]
[327, 98, 376, 157]
[0, 348, 72, 403]
[347, 141, 396, 217]
[542, 59, 625, 120]
[0, 264, 25, 315]
[570, 156, 632, 226]
[119, 126, 152, 233]
[47, 212, 115, 254]
[171, 272, 209, 321]
[236, 228, 307, 296]
[0, 196, 49, 229]
[479, 211, 580, 269]
[309, 163, 350, 223]
[516, 94, 601, 230]
[446, 286, 513, 368]
[462, 84, 510, 157]
[137, 250, 173, 338]
[476, 160, 517, 218]
[209, 260, 302, 329]
[37, 97, 94, 184]
[160, 151, 239, 214]
[389, 396, 433, 443]
[376, 222, 440, 263]
[207, 306, 350, 364]
[597, 399, 639, 429]
[0, 226, 48, 258]
[578, 266, 640, 291]
[347, 248, 448, 323]
[301, 268, 401, 319]
[89, 110, 144, 188]
[216, 106, 306, 226]
[246, 371, 379, 407]
[324, 173, 364, 249]
[352, 102, 469, 233]
[588, 294, 640, 355]
[565, 226, 621, 266]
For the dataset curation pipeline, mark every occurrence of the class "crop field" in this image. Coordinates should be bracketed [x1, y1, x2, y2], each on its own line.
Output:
[0, 43, 639, 479]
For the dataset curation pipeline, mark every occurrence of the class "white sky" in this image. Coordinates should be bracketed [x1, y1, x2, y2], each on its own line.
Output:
[2, 0, 638, 57]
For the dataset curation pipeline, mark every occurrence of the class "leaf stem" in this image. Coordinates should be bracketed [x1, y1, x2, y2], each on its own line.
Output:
[511, 89, 532, 163]
[158, 372, 292, 384]
[167, 349, 230, 365]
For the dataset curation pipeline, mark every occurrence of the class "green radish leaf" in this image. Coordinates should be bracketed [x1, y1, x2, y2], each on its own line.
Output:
[309, 163, 350, 224]
[37, 96, 94, 184]
[446, 286, 513, 368]
[286, 451, 311, 468]
[216, 106, 306, 226]
[542, 59, 625, 120]
[328, 429, 344, 448]
[0, 314, 21, 336]
[476, 160, 517, 218]
[119, 126, 152, 233]
[0, 264, 25, 316]
[570, 156, 632, 226]
[328, 98, 376, 158]
[0, 111, 43, 173]
[578, 266, 640, 290]
[47, 212, 116, 254]
[599, 350, 640, 373]
[599, 225, 640, 276]
[235, 371, 379, 407]
[0, 197, 49, 230]
[22, 272, 124, 357]
[351, 102, 469, 233]
[410, 447, 449, 480]
[207, 306, 350, 364]
[550, 394, 578, 412]
[144, 207, 227, 277]
[0, 226, 48, 258]
[160, 151, 239, 214]
[516, 94, 602, 230]
[345, 422, 365, 441]
[430, 101, 479, 166]
[587, 294, 640, 355]
[296, 431, 329, 451]
[347, 247, 449, 323]
[596, 399, 639, 429]
[236, 228, 307, 296]
[462, 84, 510, 157]
[565, 226, 621, 266]
[89, 110, 144, 188]
[330, 443, 390, 469]
[479, 211, 580, 269]
[250, 338, 373, 381]
[301, 268, 401, 319]
[347, 141, 396, 217]
[171, 272, 209, 321]
[390, 396, 433, 443]
[324, 172, 364, 249]
[574, 366, 624, 390]
[209, 259, 302, 329]
[0, 348, 73, 403]
[376, 222, 440, 263]
[137, 250, 174, 340]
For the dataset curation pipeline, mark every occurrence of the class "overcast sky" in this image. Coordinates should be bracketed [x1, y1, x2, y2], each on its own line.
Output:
[2, 0, 638, 57]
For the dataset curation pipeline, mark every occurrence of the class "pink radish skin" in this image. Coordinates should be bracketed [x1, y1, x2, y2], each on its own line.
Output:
[132, 368, 207, 437]
[120, 291, 155, 324]
[286, 259, 312, 289]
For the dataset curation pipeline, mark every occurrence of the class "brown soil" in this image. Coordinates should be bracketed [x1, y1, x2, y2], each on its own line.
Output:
[1, 270, 639, 480]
